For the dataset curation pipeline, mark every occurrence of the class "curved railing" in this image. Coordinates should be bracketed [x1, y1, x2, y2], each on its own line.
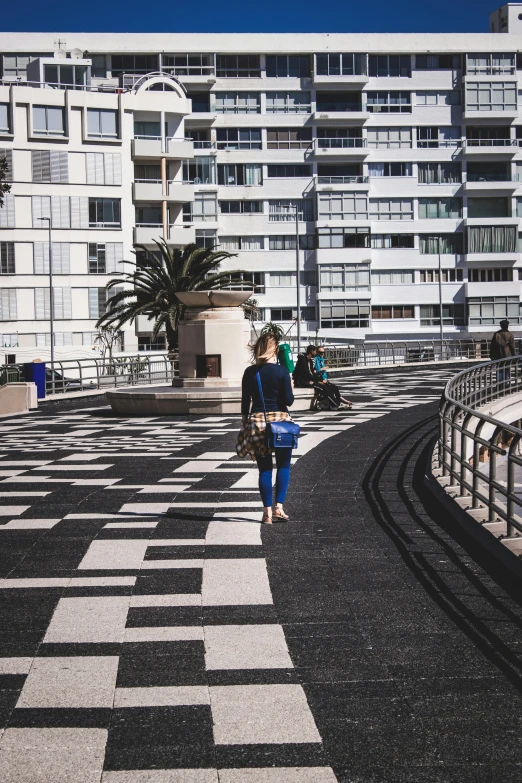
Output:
[438, 356, 522, 539]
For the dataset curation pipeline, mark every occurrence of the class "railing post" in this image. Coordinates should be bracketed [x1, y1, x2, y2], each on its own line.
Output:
[460, 412, 473, 496]
[488, 427, 502, 523]
[506, 436, 519, 538]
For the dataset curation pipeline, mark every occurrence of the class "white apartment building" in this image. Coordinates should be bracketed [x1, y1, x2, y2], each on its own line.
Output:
[2, 4, 522, 361]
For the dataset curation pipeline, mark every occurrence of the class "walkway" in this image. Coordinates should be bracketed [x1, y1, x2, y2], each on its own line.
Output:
[0, 367, 521, 782]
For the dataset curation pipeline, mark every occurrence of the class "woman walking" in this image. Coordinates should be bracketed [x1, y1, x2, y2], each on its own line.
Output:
[237, 333, 295, 524]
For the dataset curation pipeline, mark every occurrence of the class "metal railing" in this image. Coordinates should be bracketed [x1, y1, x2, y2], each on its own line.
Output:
[314, 138, 367, 149]
[321, 339, 487, 369]
[438, 356, 522, 539]
[0, 366, 21, 387]
[464, 139, 519, 148]
[2, 354, 179, 396]
[316, 175, 369, 184]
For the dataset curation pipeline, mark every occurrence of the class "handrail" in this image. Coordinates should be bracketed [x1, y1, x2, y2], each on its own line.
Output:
[438, 356, 522, 539]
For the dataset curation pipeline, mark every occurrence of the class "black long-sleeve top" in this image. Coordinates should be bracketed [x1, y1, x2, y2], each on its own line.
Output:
[292, 353, 316, 387]
[241, 362, 294, 417]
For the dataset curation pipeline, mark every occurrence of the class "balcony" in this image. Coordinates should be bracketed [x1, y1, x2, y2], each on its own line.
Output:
[133, 180, 163, 201]
[466, 281, 518, 298]
[463, 139, 519, 155]
[312, 73, 369, 86]
[464, 174, 520, 192]
[314, 175, 370, 191]
[310, 138, 368, 157]
[134, 224, 165, 245]
[168, 224, 196, 245]
[168, 181, 195, 202]
[131, 137, 194, 159]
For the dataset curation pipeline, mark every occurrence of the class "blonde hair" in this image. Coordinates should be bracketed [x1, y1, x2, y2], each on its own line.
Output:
[253, 333, 279, 365]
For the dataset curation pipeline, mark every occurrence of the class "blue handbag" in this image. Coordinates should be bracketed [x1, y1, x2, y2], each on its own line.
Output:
[256, 370, 300, 449]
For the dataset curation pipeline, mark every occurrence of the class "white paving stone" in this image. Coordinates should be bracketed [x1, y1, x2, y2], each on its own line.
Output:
[78, 540, 148, 570]
[129, 594, 201, 607]
[140, 559, 204, 569]
[44, 597, 130, 643]
[219, 770, 338, 783]
[123, 626, 204, 642]
[114, 685, 210, 708]
[0, 519, 61, 530]
[102, 771, 218, 782]
[210, 685, 322, 745]
[202, 559, 273, 606]
[205, 521, 261, 546]
[205, 625, 292, 670]
[16, 657, 119, 708]
[0, 658, 33, 674]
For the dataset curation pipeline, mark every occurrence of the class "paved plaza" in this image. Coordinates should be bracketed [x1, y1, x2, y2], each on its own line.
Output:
[0, 367, 521, 782]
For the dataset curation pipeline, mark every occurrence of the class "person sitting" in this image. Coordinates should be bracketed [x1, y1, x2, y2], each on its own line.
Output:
[314, 347, 352, 409]
[292, 345, 319, 388]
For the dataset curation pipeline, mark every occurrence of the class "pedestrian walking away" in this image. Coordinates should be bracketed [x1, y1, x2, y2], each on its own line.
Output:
[314, 346, 352, 409]
[490, 319, 517, 383]
[236, 333, 295, 524]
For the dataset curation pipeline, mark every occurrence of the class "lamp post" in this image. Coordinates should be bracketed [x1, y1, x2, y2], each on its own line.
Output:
[437, 238, 444, 361]
[292, 203, 301, 354]
[38, 216, 54, 394]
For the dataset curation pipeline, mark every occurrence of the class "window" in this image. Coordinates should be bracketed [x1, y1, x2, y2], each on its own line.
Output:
[265, 92, 311, 113]
[271, 307, 316, 321]
[370, 199, 413, 220]
[32, 150, 68, 183]
[0, 104, 9, 133]
[216, 128, 261, 150]
[316, 163, 363, 184]
[420, 304, 466, 326]
[467, 225, 517, 253]
[417, 127, 461, 148]
[195, 229, 217, 249]
[372, 305, 415, 319]
[318, 192, 368, 220]
[138, 334, 166, 351]
[0, 194, 15, 228]
[1, 334, 18, 347]
[35, 288, 72, 320]
[111, 54, 159, 75]
[366, 127, 412, 148]
[267, 127, 312, 149]
[269, 236, 299, 250]
[419, 234, 464, 254]
[368, 162, 412, 177]
[318, 227, 370, 248]
[316, 53, 367, 76]
[87, 108, 118, 138]
[88, 243, 123, 274]
[315, 128, 364, 148]
[88, 288, 108, 319]
[320, 300, 370, 328]
[186, 92, 210, 113]
[134, 120, 161, 138]
[465, 82, 517, 112]
[267, 164, 312, 178]
[468, 268, 513, 282]
[88, 198, 121, 228]
[368, 55, 411, 77]
[0, 290, 17, 320]
[34, 243, 70, 274]
[415, 91, 461, 105]
[86, 152, 122, 185]
[32, 195, 79, 229]
[419, 269, 464, 283]
[216, 55, 260, 78]
[316, 92, 362, 112]
[301, 271, 317, 285]
[163, 54, 214, 76]
[215, 92, 260, 114]
[468, 197, 509, 219]
[319, 263, 370, 291]
[187, 130, 211, 149]
[372, 270, 414, 284]
[416, 54, 461, 70]
[91, 55, 107, 78]
[466, 53, 516, 76]
[217, 163, 262, 186]
[183, 157, 216, 184]
[268, 198, 314, 223]
[220, 201, 263, 214]
[0, 148, 12, 180]
[2, 53, 41, 80]
[418, 162, 462, 184]
[136, 205, 161, 225]
[468, 296, 520, 325]
[366, 91, 411, 113]
[470, 162, 514, 186]
[419, 198, 462, 219]
[33, 105, 65, 136]
[183, 193, 217, 222]
[266, 55, 310, 78]
[269, 272, 296, 285]
[43, 63, 88, 90]
[371, 234, 414, 249]
[219, 236, 264, 251]
[0, 242, 15, 274]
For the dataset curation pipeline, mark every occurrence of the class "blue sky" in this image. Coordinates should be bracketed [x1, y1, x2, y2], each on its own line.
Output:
[3, 0, 498, 33]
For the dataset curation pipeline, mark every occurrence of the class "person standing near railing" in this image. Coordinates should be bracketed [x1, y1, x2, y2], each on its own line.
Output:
[490, 319, 516, 383]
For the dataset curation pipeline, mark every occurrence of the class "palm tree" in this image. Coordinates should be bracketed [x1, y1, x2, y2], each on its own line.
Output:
[96, 240, 247, 354]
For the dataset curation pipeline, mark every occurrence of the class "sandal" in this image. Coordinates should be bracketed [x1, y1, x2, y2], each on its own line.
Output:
[273, 509, 289, 522]
[262, 513, 273, 524]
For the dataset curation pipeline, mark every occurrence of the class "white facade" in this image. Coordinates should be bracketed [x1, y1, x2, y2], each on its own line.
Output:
[2, 8, 522, 360]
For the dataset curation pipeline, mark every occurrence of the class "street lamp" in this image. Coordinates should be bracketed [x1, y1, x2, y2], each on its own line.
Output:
[38, 216, 55, 394]
[285, 203, 302, 354]
[438, 238, 444, 361]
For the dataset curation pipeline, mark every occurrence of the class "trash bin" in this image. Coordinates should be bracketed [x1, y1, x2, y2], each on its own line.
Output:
[23, 361, 46, 399]
[278, 343, 294, 373]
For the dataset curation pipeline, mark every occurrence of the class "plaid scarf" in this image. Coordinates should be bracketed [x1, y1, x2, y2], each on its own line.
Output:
[236, 411, 292, 460]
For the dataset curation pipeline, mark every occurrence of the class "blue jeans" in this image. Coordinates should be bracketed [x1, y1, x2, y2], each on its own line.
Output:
[255, 448, 292, 507]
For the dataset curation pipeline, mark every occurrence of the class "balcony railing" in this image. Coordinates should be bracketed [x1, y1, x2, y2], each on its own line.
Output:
[316, 103, 363, 113]
[315, 137, 367, 149]
[467, 173, 520, 182]
[464, 139, 518, 148]
[192, 140, 215, 149]
[266, 104, 312, 114]
[466, 66, 516, 75]
[163, 66, 215, 77]
[417, 140, 462, 149]
[316, 175, 369, 184]
[0, 77, 126, 93]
